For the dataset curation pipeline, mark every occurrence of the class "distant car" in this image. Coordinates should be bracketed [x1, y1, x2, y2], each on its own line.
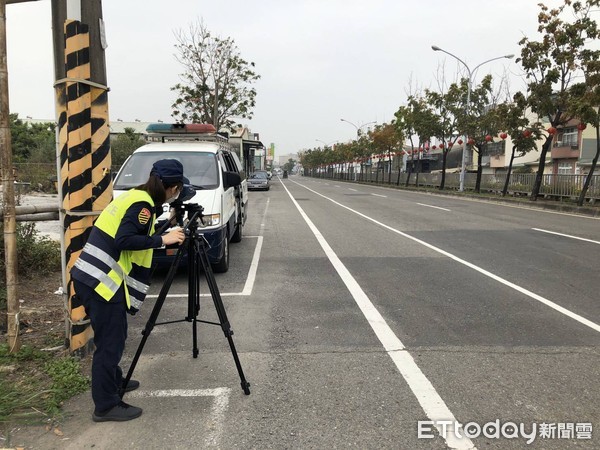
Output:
[248, 171, 270, 191]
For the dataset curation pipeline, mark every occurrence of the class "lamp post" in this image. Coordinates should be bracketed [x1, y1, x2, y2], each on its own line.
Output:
[315, 139, 337, 148]
[340, 118, 376, 139]
[431, 45, 514, 192]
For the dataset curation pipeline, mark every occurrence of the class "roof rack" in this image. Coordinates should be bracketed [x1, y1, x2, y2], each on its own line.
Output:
[146, 123, 228, 143]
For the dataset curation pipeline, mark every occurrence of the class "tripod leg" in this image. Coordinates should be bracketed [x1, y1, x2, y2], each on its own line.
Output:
[188, 239, 200, 358]
[120, 241, 186, 398]
[197, 237, 251, 395]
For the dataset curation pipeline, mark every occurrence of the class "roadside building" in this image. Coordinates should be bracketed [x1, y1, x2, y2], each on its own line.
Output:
[474, 118, 596, 177]
[228, 126, 265, 174]
[108, 119, 152, 141]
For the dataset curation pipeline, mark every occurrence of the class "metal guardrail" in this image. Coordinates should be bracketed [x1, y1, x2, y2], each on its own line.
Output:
[306, 169, 600, 200]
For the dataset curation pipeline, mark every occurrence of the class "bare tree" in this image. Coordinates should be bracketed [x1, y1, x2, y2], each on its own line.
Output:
[171, 20, 260, 130]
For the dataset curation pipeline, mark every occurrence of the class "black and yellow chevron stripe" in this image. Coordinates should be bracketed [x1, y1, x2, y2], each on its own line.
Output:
[56, 19, 112, 351]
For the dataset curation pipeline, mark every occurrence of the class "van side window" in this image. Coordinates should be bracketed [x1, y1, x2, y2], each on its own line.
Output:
[222, 152, 236, 172]
[218, 153, 230, 174]
[230, 152, 246, 180]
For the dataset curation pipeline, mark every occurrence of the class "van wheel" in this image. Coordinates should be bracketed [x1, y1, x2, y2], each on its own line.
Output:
[231, 218, 243, 243]
[212, 233, 229, 273]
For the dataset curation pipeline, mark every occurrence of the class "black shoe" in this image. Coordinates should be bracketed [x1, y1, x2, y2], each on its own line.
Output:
[123, 379, 140, 393]
[92, 401, 142, 422]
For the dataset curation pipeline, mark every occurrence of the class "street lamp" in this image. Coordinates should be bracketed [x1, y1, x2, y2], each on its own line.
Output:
[431, 45, 514, 192]
[340, 118, 376, 139]
[315, 139, 338, 148]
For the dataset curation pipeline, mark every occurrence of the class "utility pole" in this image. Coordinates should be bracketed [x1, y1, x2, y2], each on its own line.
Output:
[51, 0, 112, 353]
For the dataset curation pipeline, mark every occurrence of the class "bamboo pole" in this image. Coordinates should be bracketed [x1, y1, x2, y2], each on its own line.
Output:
[0, 0, 20, 352]
[0, 204, 59, 217]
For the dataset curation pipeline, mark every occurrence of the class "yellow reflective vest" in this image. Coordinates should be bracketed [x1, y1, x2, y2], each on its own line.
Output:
[73, 189, 157, 310]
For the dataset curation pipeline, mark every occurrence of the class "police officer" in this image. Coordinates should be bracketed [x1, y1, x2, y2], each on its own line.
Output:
[71, 159, 187, 422]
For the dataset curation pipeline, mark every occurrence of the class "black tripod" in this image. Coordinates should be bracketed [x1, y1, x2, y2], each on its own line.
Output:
[120, 204, 250, 397]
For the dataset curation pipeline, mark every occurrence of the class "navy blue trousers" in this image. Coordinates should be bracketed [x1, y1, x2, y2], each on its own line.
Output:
[74, 279, 127, 413]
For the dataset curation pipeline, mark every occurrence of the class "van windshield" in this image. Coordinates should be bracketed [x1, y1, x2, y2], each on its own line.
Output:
[113, 151, 219, 190]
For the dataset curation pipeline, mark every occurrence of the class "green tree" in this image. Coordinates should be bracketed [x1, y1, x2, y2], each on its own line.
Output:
[299, 149, 317, 175]
[425, 87, 462, 190]
[9, 114, 55, 163]
[283, 158, 296, 173]
[518, 0, 598, 200]
[332, 142, 353, 180]
[171, 20, 260, 131]
[395, 95, 437, 187]
[568, 32, 600, 205]
[369, 123, 404, 184]
[495, 93, 543, 196]
[455, 75, 505, 193]
[352, 135, 374, 181]
[110, 127, 146, 167]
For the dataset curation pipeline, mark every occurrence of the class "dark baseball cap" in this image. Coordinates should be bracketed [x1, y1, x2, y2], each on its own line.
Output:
[151, 159, 190, 185]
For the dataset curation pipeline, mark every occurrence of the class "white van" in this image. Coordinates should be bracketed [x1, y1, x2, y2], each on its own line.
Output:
[112, 124, 248, 273]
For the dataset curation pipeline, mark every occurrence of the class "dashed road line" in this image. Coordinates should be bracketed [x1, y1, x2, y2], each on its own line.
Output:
[281, 180, 474, 449]
[416, 202, 451, 211]
[292, 179, 600, 334]
[532, 228, 600, 245]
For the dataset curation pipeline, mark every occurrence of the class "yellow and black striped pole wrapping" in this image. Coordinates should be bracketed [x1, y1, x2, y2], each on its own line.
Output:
[55, 19, 112, 352]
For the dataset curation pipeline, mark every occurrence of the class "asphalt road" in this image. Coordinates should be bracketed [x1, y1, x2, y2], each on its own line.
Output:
[19, 176, 600, 449]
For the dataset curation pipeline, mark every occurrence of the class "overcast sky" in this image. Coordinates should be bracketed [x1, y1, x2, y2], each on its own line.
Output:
[7, 0, 565, 155]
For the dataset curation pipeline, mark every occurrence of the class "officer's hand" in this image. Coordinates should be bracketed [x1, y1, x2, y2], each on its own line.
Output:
[162, 227, 185, 246]
[127, 307, 138, 316]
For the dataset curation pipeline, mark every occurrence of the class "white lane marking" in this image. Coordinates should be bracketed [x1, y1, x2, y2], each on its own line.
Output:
[281, 182, 474, 449]
[128, 388, 230, 447]
[241, 197, 269, 294]
[371, 193, 387, 198]
[313, 179, 600, 220]
[480, 200, 600, 219]
[146, 236, 263, 298]
[532, 227, 600, 245]
[349, 188, 358, 192]
[416, 202, 451, 212]
[334, 185, 341, 188]
[241, 235, 263, 295]
[293, 179, 600, 334]
[418, 191, 600, 220]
